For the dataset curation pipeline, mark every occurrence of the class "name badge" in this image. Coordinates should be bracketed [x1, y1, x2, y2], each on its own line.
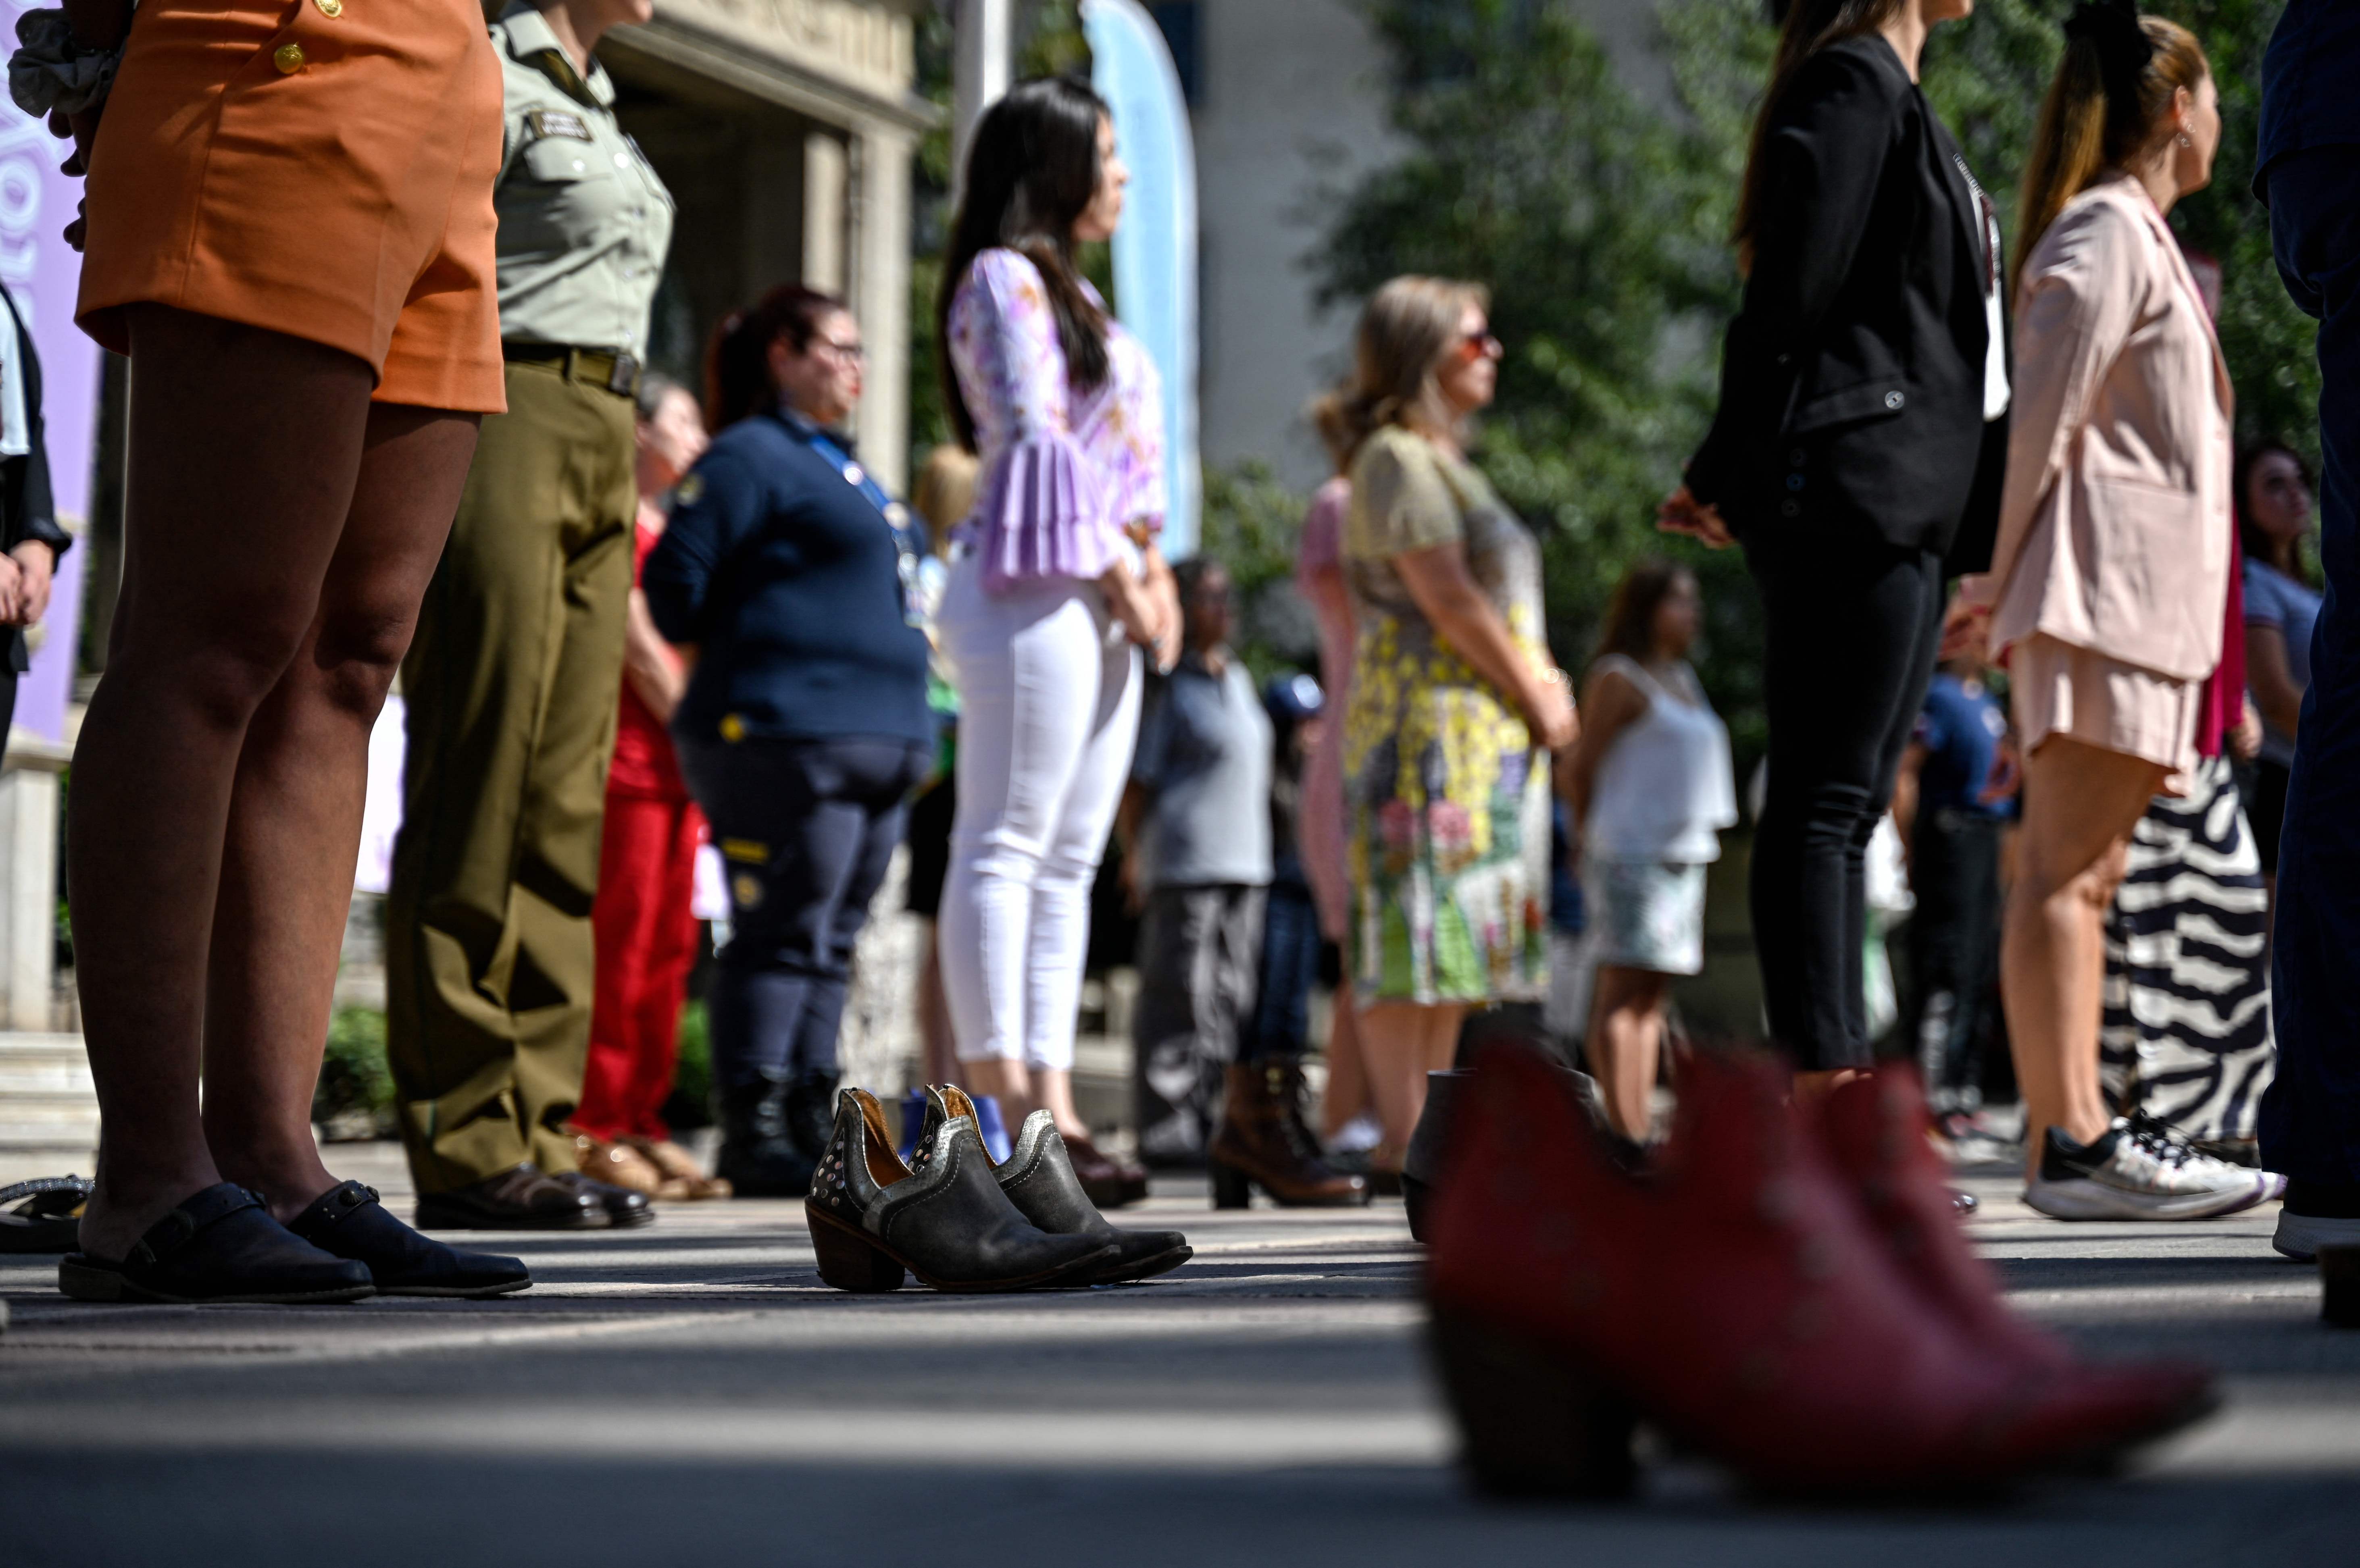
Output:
[527, 110, 594, 143]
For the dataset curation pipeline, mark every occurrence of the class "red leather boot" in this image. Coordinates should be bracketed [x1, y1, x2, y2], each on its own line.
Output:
[1423, 1042, 2143, 1498]
[1815, 1068, 2216, 1459]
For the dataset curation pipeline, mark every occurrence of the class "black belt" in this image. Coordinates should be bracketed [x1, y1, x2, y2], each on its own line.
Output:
[502, 342, 640, 397]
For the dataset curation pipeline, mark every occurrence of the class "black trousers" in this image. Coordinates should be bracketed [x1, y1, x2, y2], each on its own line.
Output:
[2263, 145, 2360, 1189]
[1744, 530, 1945, 1071]
[678, 734, 929, 1088]
[1899, 809, 2005, 1107]
[0, 667, 16, 738]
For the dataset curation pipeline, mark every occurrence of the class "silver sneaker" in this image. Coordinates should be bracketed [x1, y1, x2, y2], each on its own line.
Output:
[2024, 1115, 2273, 1221]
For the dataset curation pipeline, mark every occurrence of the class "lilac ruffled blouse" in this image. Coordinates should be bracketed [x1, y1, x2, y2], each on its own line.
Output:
[947, 248, 1166, 592]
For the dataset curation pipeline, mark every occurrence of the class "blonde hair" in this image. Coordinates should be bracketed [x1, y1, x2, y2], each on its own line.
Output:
[2014, 15, 2209, 299]
[911, 444, 980, 554]
[1310, 276, 1489, 469]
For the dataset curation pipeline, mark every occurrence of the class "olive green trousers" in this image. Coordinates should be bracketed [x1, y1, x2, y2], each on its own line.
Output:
[387, 358, 635, 1194]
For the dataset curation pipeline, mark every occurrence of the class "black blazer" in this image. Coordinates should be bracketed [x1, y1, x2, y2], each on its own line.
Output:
[1686, 35, 2008, 571]
[1, 285, 68, 675]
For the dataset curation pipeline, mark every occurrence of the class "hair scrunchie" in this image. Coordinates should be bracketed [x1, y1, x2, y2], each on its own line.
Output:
[2063, 0, 2159, 142]
[8, 9, 120, 119]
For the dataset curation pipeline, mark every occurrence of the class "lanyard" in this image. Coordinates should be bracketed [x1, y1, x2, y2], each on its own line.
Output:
[792, 417, 926, 629]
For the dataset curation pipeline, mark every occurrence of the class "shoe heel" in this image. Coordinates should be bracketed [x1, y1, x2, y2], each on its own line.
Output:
[1209, 1158, 1253, 1210]
[1402, 1173, 1432, 1244]
[806, 1210, 906, 1293]
[57, 1257, 126, 1303]
[1427, 1304, 1639, 1499]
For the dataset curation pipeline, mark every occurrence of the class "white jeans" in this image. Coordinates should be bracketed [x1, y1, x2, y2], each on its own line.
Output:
[937, 552, 1142, 1070]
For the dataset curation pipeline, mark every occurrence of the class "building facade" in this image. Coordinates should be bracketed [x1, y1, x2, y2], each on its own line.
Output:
[1171, 0, 1675, 489]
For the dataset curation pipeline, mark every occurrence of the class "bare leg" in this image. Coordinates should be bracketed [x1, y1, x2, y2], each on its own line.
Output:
[918, 924, 956, 1087]
[71, 311, 380, 1260]
[1356, 1001, 1465, 1165]
[1585, 965, 1671, 1140]
[960, 1057, 1037, 1129]
[202, 405, 481, 1223]
[1320, 987, 1371, 1141]
[2002, 737, 2167, 1176]
[1033, 1067, 1087, 1142]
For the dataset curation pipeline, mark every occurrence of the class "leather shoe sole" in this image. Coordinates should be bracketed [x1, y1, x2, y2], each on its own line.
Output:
[412, 1197, 607, 1232]
[58, 1254, 374, 1305]
[1089, 1242, 1193, 1285]
[806, 1203, 1118, 1293]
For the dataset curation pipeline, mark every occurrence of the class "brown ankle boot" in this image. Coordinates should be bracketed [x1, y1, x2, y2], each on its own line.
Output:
[1208, 1063, 1370, 1209]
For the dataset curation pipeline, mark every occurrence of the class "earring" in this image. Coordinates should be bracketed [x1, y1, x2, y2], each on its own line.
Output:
[2178, 132, 2193, 148]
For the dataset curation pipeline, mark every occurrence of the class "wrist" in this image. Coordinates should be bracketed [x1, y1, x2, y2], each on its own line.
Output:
[63, 2, 133, 51]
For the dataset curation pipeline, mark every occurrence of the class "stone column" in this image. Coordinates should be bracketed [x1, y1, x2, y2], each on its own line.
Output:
[0, 733, 69, 1032]
[851, 122, 912, 494]
[802, 131, 848, 295]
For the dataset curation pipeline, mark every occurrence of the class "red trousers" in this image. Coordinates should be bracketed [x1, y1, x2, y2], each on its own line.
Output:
[577, 790, 704, 1142]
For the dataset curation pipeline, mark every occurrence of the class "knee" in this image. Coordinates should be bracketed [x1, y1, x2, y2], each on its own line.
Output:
[114, 589, 315, 729]
[306, 601, 417, 720]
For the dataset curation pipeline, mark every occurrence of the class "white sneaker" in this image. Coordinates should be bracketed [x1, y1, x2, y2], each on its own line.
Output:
[2274, 1208, 2360, 1262]
[2023, 1115, 2273, 1221]
[1327, 1113, 1383, 1156]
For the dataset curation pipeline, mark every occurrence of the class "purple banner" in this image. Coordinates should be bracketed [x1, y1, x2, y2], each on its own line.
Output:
[2, 0, 99, 745]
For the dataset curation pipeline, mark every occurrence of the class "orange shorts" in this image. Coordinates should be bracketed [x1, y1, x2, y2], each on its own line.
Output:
[77, 0, 505, 414]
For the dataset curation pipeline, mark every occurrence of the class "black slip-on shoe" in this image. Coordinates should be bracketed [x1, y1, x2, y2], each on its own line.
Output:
[548, 1168, 656, 1228]
[58, 1183, 375, 1304]
[922, 1088, 1190, 1284]
[415, 1163, 605, 1231]
[290, 1181, 530, 1298]
[805, 1088, 1119, 1293]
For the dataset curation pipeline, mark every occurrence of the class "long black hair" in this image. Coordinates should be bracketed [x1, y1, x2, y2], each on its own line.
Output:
[1733, 0, 1907, 272]
[937, 75, 1112, 452]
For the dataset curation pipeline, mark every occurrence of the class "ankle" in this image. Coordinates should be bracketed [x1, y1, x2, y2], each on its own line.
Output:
[83, 1156, 223, 1254]
[211, 1146, 339, 1222]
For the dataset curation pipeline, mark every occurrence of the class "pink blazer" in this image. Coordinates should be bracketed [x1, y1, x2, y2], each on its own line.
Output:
[1974, 176, 2235, 683]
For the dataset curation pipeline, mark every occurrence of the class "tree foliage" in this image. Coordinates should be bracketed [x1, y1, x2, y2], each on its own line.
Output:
[1309, 0, 1765, 757]
[1283, 0, 2310, 772]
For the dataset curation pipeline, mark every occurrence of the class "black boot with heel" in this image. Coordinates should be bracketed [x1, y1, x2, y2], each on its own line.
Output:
[805, 1088, 1119, 1293]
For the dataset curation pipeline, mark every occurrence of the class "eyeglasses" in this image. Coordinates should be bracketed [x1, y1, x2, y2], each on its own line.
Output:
[816, 337, 866, 362]
[1458, 328, 1503, 362]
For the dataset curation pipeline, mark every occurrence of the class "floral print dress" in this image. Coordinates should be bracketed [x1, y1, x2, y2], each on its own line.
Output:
[1342, 425, 1550, 1004]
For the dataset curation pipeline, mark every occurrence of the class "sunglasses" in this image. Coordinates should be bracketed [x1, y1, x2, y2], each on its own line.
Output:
[1458, 328, 1503, 361]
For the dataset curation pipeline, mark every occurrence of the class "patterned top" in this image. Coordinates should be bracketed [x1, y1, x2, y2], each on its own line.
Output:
[946, 249, 1166, 592]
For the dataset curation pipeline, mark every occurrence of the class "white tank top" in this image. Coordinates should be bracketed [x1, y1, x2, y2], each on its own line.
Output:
[1584, 656, 1738, 865]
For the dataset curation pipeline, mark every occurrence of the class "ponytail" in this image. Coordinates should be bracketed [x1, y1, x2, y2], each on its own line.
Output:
[704, 284, 848, 430]
[2013, 4, 2208, 299]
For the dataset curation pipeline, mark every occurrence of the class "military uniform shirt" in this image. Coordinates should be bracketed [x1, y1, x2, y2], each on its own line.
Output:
[489, 2, 673, 358]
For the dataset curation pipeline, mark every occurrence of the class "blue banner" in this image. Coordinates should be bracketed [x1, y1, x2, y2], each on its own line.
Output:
[1081, 0, 1199, 558]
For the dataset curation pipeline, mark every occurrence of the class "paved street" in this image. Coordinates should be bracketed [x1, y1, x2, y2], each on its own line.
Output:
[3, 1150, 2356, 1567]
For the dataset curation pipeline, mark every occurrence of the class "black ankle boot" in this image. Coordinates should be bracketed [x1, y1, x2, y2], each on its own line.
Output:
[805, 1088, 1119, 1293]
[783, 1071, 842, 1162]
[715, 1072, 816, 1197]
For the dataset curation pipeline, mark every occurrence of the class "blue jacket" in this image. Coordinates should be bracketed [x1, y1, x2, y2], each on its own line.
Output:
[643, 408, 932, 749]
[2257, 0, 2360, 195]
